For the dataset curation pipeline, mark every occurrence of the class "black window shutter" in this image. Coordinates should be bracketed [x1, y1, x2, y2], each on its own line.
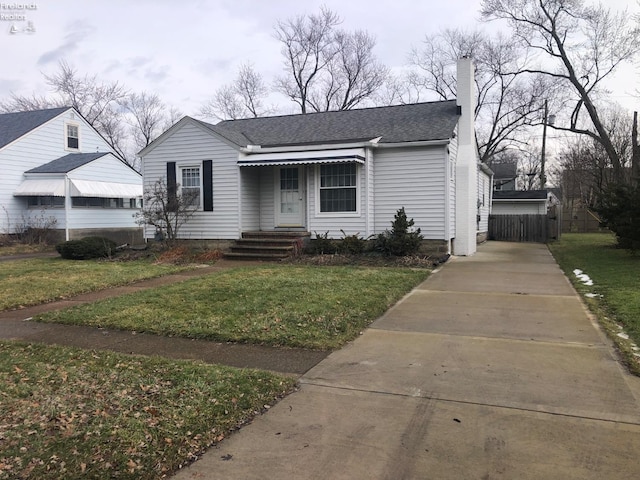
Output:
[203, 160, 213, 212]
[167, 162, 177, 211]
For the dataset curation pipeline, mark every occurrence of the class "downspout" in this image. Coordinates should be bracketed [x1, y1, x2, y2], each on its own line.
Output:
[64, 174, 70, 241]
[444, 145, 451, 254]
[365, 147, 372, 236]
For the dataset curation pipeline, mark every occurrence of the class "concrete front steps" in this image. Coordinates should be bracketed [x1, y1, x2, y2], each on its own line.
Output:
[225, 231, 311, 261]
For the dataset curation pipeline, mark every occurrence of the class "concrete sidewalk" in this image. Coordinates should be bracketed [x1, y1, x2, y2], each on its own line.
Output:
[174, 241, 640, 480]
[0, 259, 328, 376]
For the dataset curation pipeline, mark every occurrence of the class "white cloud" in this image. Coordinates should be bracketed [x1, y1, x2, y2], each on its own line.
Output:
[1, 0, 637, 117]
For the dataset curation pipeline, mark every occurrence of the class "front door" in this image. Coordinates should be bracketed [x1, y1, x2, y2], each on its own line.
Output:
[276, 166, 304, 227]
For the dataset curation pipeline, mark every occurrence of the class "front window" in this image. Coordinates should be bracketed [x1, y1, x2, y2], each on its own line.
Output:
[319, 163, 357, 213]
[181, 167, 201, 207]
[66, 124, 79, 150]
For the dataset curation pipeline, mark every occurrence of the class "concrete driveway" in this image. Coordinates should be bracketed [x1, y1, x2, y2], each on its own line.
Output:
[174, 241, 640, 479]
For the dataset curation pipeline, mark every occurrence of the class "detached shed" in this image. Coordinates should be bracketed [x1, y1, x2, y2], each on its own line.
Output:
[492, 190, 558, 215]
[490, 190, 561, 242]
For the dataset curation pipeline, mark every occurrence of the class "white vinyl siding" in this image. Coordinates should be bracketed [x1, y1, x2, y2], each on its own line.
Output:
[492, 201, 547, 215]
[373, 146, 447, 240]
[477, 167, 491, 233]
[141, 120, 240, 240]
[240, 167, 261, 231]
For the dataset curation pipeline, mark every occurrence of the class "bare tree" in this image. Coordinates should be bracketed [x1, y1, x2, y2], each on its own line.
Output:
[136, 178, 199, 245]
[200, 63, 271, 120]
[43, 60, 129, 127]
[409, 28, 553, 163]
[308, 30, 388, 111]
[481, 0, 640, 183]
[120, 92, 169, 150]
[274, 7, 387, 113]
[558, 104, 635, 208]
[1, 61, 181, 170]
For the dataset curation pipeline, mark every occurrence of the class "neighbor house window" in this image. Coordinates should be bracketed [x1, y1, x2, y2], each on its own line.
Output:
[72, 197, 125, 208]
[66, 124, 79, 150]
[27, 196, 64, 208]
[319, 163, 357, 213]
[181, 166, 201, 207]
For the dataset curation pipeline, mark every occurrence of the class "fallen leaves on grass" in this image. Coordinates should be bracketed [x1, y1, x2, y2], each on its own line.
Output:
[0, 341, 296, 479]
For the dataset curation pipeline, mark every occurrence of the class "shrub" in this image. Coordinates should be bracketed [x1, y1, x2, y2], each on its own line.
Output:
[56, 236, 118, 260]
[307, 231, 337, 255]
[337, 230, 366, 254]
[595, 183, 640, 251]
[375, 207, 423, 256]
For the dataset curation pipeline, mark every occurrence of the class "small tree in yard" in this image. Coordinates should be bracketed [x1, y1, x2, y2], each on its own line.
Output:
[136, 178, 199, 245]
[375, 207, 423, 256]
[595, 183, 640, 251]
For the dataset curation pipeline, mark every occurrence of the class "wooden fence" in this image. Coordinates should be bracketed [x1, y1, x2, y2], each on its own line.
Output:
[489, 207, 561, 243]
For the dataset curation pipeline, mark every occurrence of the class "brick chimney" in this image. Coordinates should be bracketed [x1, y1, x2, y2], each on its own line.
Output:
[453, 56, 478, 256]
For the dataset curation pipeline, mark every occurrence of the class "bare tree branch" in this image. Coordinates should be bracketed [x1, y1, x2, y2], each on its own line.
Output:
[481, 0, 640, 183]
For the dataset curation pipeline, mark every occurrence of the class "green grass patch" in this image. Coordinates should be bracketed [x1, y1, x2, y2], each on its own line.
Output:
[36, 265, 430, 350]
[0, 244, 54, 256]
[0, 258, 188, 311]
[0, 341, 295, 479]
[549, 233, 640, 372]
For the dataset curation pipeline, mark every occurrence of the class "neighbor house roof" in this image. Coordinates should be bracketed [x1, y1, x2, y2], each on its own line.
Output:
[0, 106, 70, 149]
[25, 152, 110, 174]
[493, 190, 548, 200]
[204, 100, 460, 148]
[490, 162, 518, 179]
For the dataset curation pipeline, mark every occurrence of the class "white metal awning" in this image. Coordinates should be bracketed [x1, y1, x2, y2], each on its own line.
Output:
[14, 179, 65, 196]
[69, 179, 142, 198]
[238, 147, 366, 167]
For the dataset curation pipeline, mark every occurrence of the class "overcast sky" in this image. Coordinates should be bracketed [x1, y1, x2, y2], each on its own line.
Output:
[1, 0, 638, 118]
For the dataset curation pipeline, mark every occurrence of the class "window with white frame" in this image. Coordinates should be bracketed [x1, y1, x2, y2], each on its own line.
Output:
[319, 163, 357, 213]
[66, 123, 79, 150]
[181, 166, 201, 207]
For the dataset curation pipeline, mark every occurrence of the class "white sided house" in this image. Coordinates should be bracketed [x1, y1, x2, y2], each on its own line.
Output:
[140, 58, 492, 256]
[0, 107, 143, 243]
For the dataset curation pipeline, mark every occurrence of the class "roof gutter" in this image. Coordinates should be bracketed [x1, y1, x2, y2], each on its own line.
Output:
[239, 137, 450, 154]
[239, 139, 380, 154]
[372, 139, 450, 149]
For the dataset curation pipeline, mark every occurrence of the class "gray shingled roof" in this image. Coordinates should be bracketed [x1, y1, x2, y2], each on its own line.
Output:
[493, 190, 548, 200]
[204, 100, 460, 148]
[0, 107, 70, 149]
[490, 162, 518, 178]
[26, 152, 109, 174]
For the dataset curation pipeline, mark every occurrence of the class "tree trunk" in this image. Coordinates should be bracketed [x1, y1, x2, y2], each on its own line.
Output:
[632, 111, 639, 183]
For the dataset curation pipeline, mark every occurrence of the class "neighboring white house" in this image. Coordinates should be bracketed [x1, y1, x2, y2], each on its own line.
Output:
[492, 190, 560, 215]
[0, 107, 143, 243]
[139, 58, 492, 255]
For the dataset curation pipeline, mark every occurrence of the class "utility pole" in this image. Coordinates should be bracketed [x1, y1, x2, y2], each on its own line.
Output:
[540, 100, 555, 190]
[540, 100, 548, 190]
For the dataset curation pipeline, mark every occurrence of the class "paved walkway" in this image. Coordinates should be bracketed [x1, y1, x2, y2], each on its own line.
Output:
[172, 242, 640, 480]
[0, 259, 328, 375]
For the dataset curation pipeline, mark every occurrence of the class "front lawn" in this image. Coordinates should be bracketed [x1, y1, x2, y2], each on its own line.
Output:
[36, 265, 430, 350]
[548, 233, 640, 369]
[0, 341, 295, 480]
[0, 258, 188, 311]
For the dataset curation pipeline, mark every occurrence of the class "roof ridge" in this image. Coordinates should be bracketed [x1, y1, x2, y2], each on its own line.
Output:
[216, 99, 457, 125]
